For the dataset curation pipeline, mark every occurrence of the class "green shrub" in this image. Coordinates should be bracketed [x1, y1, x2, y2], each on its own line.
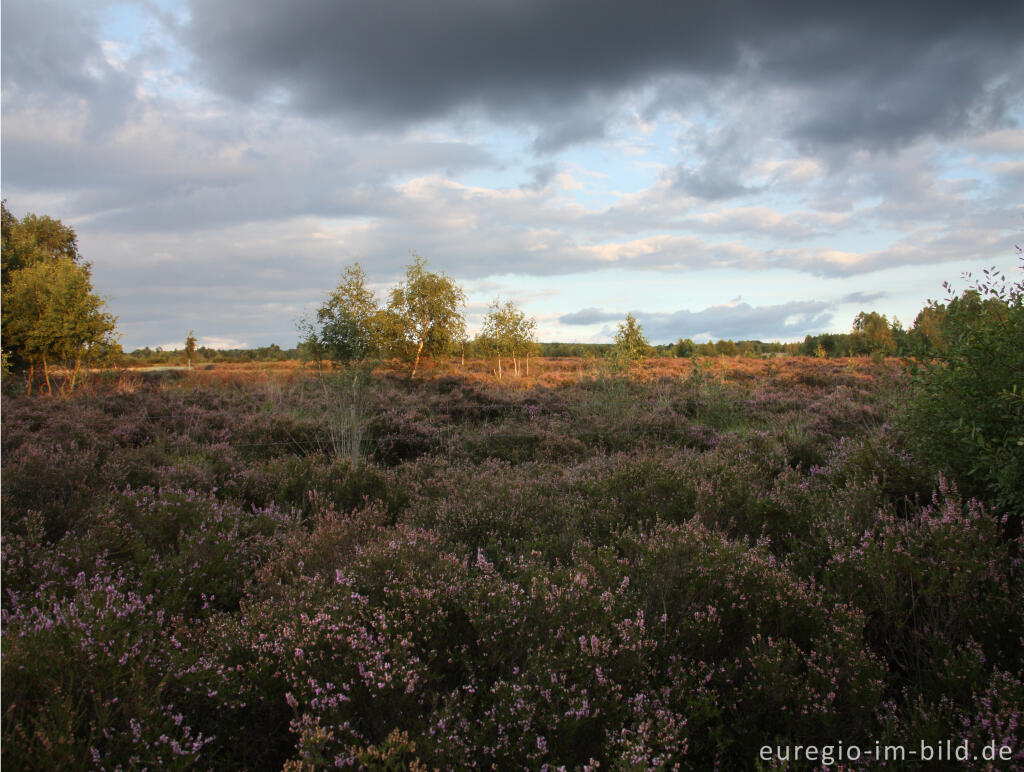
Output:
[901, 262, 1024, 521]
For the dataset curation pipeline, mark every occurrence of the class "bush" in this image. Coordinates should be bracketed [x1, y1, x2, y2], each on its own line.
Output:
[901, 262, 1024, 522]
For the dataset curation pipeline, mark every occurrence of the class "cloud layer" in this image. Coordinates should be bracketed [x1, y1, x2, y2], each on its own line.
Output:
[2, 0, 1022, 348]
[561, 298, 834, 342]
[184, 0, 1023, 151]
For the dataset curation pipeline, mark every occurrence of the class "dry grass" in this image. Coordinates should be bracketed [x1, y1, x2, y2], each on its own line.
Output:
[107, 354, 901, 393]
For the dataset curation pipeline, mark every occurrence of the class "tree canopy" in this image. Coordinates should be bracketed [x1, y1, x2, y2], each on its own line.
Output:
[851, 311, 896, 356]
[2, 201, 82, 287]
[900, 263, 1024, 525]
[3, 257, 118, 395]
[385, 254, 466, 377]
[301, 262, 385, 366]
[2, 204, 119, 394]
[478, 298, 537, 378]
[301, 255, 466, 377]
[613, 313, 651, 367]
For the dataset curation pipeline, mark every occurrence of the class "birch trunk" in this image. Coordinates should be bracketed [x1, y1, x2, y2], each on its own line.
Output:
[67, 355, 82, 396]
[411, 338, 425, 377]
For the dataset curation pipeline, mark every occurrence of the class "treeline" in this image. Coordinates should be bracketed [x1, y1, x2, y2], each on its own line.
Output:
[121, 340, 790, 365]
[113, 302, 992, 367]
[3, 203, 1019, 389]
[123, 343, 298, 366]
[800, 311, 916, 358]
[121, 339, 796, 367]
[799, 300, 996, 359]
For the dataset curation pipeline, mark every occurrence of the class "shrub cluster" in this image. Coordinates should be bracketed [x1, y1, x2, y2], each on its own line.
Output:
[3, 358, 1021, 769]
[900, 264, 1024, 523]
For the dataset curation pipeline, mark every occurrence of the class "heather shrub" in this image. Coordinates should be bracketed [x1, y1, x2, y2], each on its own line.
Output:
[3, 569, 212, 770]
[167, 516, 888, 770]
[773, 414, 830, 469]
[566, 375, 662, 451]
[794, 426, 935, 530]
[618, 521, 887, 763]
[454, 414, 591, 464]
[5, 356, 1020, 769]
[80, 487, 299, 617]
[1, 435, 106, 540]
[398, 456, 593, 561]
[823, 478, 1023, 695]
[235, 455, 396, 517]
[371, 406, 446, 464]
[560, 371, 735, 453]
[570, 451, 701, 531]
[880, 665, 1024, 769]
[235, 409, 326, 459]
[680, 357, 746, 430]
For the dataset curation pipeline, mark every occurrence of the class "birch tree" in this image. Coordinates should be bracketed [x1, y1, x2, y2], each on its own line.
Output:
[479, 298, 537, 378]
[386, 254, 466, 377]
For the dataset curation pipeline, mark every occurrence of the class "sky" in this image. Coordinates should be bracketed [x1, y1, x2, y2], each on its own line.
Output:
[2, 0, 1023, 350]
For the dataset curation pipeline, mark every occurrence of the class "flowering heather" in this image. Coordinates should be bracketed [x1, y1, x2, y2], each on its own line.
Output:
[3, 357, 1021, 769]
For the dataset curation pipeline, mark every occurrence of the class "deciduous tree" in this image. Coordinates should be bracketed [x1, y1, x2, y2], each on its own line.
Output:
[2, 257, 118, 395]
[185, 331, 198, 370]
[386, 254, 466, 377]
[306, 262, 384, 365]
[851, 311, 896, 356]
[613, 313, 651, 369]
[479, 298, 537, 378]
[1, 201, 82, 287]
[900, 263, 1024, 525]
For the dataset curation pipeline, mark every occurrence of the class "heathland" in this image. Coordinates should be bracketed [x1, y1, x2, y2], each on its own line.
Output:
[3, 355, 1021, 769]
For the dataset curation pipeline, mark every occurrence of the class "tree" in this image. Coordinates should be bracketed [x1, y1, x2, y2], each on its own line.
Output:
[612, 313, 651, 369]
[851, 311, 896, 356]
[714, 338, 739, 357]
[479, 298, 537, 378]
[386, 254, 466, 377]
[2, 257, 118, 395]
[2, 201, 82, 287]
[301, 262, 384, 365]
[674, 338, 696, 357]
[185, 331, 198, 370]
[909, 304, 947, 356]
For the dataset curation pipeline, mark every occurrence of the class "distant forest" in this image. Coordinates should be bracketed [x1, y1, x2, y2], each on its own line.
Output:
[121, 317, 921, 366]
[124, 338, 797, 365]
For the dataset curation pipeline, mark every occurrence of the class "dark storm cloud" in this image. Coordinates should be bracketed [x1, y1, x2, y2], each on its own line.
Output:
[183, 0, 1024, 149]
[560, 299, 834, 342]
